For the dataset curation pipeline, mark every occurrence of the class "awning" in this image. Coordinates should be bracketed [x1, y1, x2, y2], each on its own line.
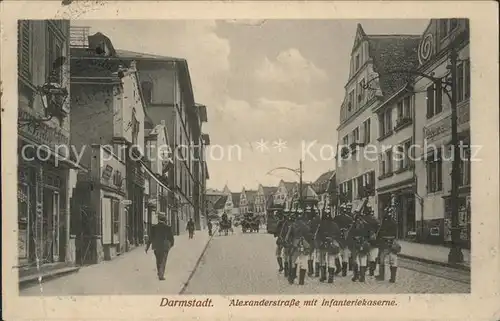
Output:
[19, 134, 86, 170]
[140, 162, 171, 193]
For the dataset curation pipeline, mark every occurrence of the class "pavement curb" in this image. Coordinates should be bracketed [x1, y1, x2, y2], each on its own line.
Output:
[399, 254, 470, 271]
[19, 267, 81, 289]
[178, 230, 215, 294]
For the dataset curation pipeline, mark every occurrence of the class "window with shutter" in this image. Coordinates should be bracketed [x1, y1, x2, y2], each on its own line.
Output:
[18, 21, 32, 81]
[457, 63, 464, 102]
[47, 24, 65, 84]
[435, 82, 443, 114]
[426, 85, 435, 118]
[464, 60, 470, 99]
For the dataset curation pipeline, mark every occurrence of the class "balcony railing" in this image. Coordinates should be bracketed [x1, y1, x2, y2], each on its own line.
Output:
[70, 26, 90, 48]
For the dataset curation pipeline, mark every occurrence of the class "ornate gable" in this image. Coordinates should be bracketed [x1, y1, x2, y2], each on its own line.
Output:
[352, 23, 367, 53]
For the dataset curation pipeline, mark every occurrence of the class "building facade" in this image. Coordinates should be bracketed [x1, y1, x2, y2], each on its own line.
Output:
[312, 170, 336, 211]
[239, 188, 257, 214]
[414, 19, 470, 246]
[144, 120, 174, 231]
[255, 185, 268, 217]
[336, 23, 421, 218]
[70, 37, 149, 260]
[17, 20, 80, 271]
[96, 47, 209, 235]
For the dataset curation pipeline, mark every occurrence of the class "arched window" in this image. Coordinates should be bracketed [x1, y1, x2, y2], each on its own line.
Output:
[141, 81, 153, 104]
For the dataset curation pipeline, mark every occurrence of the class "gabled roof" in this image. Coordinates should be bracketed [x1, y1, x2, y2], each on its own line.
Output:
[366, 34, 421, 99]
[213, 195, 228, 210]
[262, 186, 278, 197]
[283, 181, 297, 192]
[313, 170, 336, 185]
[115, 49, 182, 61]
[231, 193, 241, 206]
[245, 190, 257, 204]
[312, 170, 336, 194]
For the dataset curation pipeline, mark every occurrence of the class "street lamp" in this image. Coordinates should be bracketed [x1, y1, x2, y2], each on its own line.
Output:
[18, 75, 69, 125]
[266, 159, 304, 207]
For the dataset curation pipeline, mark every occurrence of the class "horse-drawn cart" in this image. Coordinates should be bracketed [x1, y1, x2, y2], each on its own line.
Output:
[241, 212, 260, 233]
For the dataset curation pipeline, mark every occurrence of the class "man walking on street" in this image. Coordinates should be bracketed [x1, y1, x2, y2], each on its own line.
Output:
[145, 214, 175, 281]
[187, 218, 195, 239]
[207, 220, 213, 236]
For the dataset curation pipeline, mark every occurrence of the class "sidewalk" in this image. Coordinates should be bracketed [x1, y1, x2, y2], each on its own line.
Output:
[398, 240, 471, 271]
[20, 231, 212, 296]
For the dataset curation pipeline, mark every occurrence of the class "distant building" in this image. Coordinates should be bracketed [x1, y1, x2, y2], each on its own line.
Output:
[239, 188, 257, 214]
[312, 170, 336, 211]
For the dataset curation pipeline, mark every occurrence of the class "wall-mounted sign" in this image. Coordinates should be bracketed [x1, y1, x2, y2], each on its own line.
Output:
[102, 165, 113, 179]
[121, 199, 132, 206]
[424, 104, 470, 141]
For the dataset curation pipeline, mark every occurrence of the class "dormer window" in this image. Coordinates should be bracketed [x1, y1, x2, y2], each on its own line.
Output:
[355, 54, 360, 70]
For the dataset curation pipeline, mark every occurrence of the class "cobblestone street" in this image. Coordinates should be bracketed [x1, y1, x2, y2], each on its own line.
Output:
[184, 231, 470, 295]
[20, 232, 211, 296]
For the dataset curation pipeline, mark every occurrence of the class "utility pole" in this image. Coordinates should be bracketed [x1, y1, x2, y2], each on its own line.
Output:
[448, 44, 464, 264]
[299, 159, 303, 208]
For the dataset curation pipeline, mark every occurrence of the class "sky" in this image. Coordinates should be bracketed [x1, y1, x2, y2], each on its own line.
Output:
[72, 19, 429, 192]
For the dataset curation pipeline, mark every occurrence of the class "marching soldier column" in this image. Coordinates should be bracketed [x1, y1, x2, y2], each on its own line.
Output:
[272, 194, 402, 286]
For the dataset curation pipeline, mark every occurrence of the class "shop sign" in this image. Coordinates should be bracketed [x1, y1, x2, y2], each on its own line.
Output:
[424, 104, 470, 142]
[18, 230, 28, 258]
[18, 109, 70, 156]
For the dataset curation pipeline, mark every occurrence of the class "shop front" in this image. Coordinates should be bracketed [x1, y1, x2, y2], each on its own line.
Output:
[17, 136, 78, 269]
[378, 189, 416, 240]
[443, 192, 471, 249]
[126, 150, 145, 248]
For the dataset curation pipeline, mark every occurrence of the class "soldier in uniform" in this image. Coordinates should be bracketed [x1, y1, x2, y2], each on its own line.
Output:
[376, 195, 401, 283]
[315, 206, 341, 283]
[347, 204, 372, 282]
[362, 204, 381, 277]
[277, 208, 292, 277]
[285, 207, 313, 285]
[345, 203, 355, 271]
[282, 208, 297, 283]
[310, 207, 322, 278]
[306, 205, 320, 277]
[333, 204, 354, 277]
[274, 210, 286, 273]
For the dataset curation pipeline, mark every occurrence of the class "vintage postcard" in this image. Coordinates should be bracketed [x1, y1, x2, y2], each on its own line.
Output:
[1, 1, 499, 320]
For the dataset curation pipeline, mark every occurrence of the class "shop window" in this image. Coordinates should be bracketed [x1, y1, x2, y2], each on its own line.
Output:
[112, 199, 120, 244]
[18, 183, 30, 260]
[426, 152, 443, 193]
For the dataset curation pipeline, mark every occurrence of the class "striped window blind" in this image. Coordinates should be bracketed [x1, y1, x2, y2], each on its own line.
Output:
[18, 20, 32, 80]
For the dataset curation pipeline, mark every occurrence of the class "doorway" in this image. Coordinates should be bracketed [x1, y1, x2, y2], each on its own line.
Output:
[43, 188, 60, 263]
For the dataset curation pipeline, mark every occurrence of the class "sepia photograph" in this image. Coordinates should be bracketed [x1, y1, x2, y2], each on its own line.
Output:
[15, 18, 472, 296]
[1, 1, 499, 320]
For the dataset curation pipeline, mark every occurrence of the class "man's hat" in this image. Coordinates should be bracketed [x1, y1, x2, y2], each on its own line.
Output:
[158, 213, 167, 222]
